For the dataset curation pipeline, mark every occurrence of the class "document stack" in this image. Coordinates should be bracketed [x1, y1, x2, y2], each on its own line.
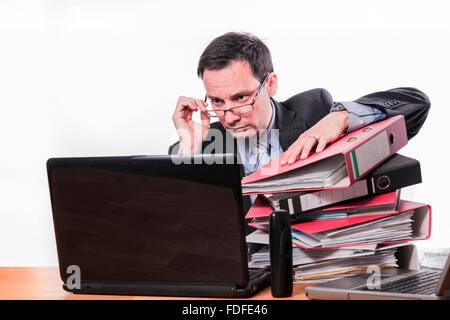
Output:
[241, 115, 432, 283]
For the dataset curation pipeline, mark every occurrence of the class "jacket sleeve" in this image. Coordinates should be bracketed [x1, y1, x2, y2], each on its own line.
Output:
[353, 87, 430, 140]
[167, 121, 225, 155]
[168, 141, 179, 155]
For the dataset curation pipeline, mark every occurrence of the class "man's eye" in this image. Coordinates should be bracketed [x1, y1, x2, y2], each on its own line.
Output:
[237, 95, 247, 101]
[212, 99, 223, 105]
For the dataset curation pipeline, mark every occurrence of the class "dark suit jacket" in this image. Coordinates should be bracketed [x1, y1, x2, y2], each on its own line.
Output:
[168, 87, 431, 233]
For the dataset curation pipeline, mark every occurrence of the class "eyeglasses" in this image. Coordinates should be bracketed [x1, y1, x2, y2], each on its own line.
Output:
[203, 74, 269, 118]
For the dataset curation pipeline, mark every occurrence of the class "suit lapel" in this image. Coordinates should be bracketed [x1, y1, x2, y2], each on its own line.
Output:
[272, 98, 306, 151]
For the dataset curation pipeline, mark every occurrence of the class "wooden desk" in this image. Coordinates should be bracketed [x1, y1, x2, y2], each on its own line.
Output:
[0, 267, 309, 300]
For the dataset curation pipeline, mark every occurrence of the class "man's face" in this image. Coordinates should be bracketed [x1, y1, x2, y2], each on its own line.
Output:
[203, 60, 277, 139]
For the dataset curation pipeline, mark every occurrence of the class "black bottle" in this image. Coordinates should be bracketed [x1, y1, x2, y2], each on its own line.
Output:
[269, 210, 293, 297]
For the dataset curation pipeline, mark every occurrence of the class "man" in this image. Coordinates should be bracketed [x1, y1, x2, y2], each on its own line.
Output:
[169, 32, 430, 227]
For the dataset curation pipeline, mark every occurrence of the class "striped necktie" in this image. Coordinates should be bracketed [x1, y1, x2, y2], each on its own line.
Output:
[246, 133, 272, 174]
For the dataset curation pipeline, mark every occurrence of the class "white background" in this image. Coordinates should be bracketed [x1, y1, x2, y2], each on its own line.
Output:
[0, 0, 449, 266]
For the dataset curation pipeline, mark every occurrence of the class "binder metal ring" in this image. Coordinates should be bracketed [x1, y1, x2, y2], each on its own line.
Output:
[376, 175, 391, 190]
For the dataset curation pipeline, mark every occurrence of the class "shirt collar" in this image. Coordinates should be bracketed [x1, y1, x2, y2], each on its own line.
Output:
[236, 99, 278, 157]
[267, 99, 277, 131]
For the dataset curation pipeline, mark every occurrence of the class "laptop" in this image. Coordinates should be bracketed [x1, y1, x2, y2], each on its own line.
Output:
[305, 253, 450, 300]
[46, 154, 270, 298]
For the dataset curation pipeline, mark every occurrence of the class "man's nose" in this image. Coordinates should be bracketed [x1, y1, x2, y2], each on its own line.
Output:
[224, 109, 241, 125]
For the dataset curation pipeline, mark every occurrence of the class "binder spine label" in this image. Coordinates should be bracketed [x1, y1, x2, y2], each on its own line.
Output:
[286, 197, 302, 214]
[299, 180, 368, 212]
[351, 131, 390, 179]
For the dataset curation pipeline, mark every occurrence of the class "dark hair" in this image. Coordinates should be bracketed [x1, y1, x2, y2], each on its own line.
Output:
[197, 32, 273, 82]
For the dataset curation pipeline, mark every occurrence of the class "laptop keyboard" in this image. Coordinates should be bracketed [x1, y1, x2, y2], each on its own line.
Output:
[361, 269, 441, 295]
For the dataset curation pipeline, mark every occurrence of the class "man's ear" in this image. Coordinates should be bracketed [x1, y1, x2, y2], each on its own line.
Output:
[267, 72, 278, 97]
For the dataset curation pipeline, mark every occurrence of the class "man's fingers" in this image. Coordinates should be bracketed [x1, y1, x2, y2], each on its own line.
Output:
[200, 109, 210, 121]
[286, 140, 305, 164]
[280, 135, 308, 165]
[195, 100, 211, 130]
[200, 107, 211, 136]
[175, 103, 197, 121]
[174, 99, 209, 128]
[200, 99, 209, 108]
[280, 152, 289, 165]
[280, 152, 290, 165]
[315, 136, 329, 153]
[196, 100, 209, 115]
[280, 142, 298, 165]
[281, 133, 327, 165]
[300, 136, 317, 159]
[173, 96, 212, 155]
[176, 97, 204, 114]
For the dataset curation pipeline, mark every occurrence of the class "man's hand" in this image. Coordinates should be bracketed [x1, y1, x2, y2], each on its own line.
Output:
[172, 96, 210, 154]
[280, 111, 349, 165]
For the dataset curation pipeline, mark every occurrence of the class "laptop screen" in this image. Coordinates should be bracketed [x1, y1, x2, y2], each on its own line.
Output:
[47, 155, 249, 287]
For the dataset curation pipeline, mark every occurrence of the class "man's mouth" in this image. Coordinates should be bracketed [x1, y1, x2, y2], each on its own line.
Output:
[229, 125, 249, 132]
